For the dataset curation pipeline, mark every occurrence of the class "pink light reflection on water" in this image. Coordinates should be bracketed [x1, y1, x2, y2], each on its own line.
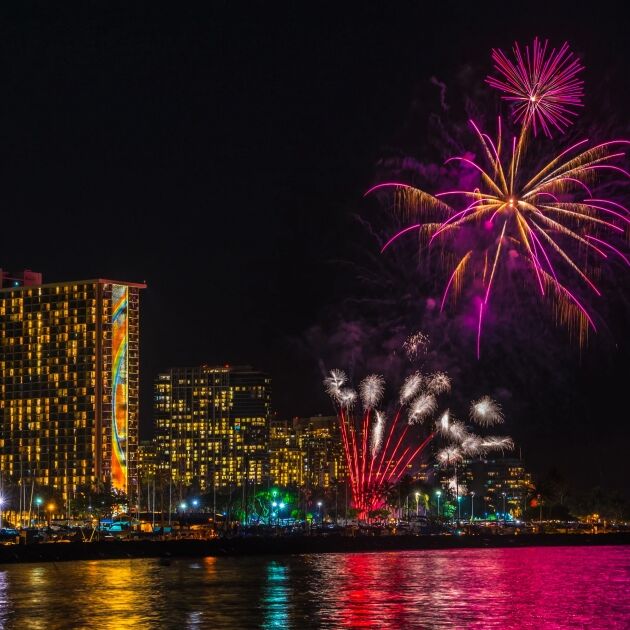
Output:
[305, 546, 630, 629]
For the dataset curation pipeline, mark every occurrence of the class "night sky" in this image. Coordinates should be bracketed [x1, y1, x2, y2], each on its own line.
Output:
[2, 2, 629, 495]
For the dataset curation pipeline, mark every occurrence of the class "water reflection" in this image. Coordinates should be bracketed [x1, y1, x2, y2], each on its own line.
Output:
[262, 561, 290, 629]
[0, 546, 627, 628]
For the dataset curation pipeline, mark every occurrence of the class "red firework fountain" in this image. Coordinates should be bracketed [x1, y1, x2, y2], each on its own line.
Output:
[324, 370, 442, 517]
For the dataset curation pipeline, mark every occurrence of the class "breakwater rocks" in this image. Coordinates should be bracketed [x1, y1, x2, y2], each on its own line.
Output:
[1, 532, 629, 565]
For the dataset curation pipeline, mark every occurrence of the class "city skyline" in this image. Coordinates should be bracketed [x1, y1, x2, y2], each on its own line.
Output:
[2, 4, 629, 502]
[0, 7, 629, 628]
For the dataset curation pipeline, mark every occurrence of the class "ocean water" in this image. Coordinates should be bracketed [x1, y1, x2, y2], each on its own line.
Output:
[0, 545, 628, 628]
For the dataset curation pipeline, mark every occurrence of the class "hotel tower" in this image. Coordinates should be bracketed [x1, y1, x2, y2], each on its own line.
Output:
[0, 270, 145, 499]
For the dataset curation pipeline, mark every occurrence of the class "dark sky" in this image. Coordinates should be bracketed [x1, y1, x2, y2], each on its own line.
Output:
[2, 2, 629, 493]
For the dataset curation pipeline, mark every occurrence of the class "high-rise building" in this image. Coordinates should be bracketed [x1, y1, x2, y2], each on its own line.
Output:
[0, 271, 145, 499]
[480, 457, 534, 517]
[154, 365, 271, 491]
[269, 418, 303, 487]
[137, 440, 158, 480]
[295, 415, 344, 489]
[439, 456, 534, 518]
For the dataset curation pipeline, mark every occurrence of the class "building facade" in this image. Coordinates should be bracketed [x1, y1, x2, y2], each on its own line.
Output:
[295, 415, 344, 490]
[268, 415, 345, 490]
[439, 456, 534, 518]
[269, 418, 303, 487]
[0, 271, 145, 499]
[154, 365, 271, 491]
[137, 440, 158, 480]
[480, 457, 534, 517]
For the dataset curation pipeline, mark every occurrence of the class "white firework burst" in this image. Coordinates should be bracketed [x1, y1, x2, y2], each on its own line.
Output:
[408, 393, 437, 425]
[447, 420, 469, 443]
[460, 434, 484, 456]
[370, 411, 386, 456]
[338, 388, 357, 409]
[324, 369, 347, 400]
[403, 331, 429, 360]
[480, 436, 514, 453]
[447, 475, 467, 496]
[359, 374, 386, 409]
[470, 396, 504, 427]
[436, 410, 451, 436]
[426, 372, 452, 395]
[437, 446, 463, 465]
[399, 372, 423, 404]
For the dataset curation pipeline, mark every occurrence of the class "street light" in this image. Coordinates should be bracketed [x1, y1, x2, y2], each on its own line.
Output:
[192, 499, 199, 509]
[317, 501, 323, 524]
[502, 492, 506, 522]
[35, 497, 43, 525]
[47, 502, 56, 527]
[0, 496, 4, 529]
[415, 492, 420, 516]
[457, 495, 462, 522]
[435, 490, 442, 517]
[278, 502, 285, 526]
[470, 492, 475, 522]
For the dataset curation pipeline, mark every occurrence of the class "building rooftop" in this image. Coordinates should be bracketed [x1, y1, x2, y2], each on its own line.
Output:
[0, 273, 147, 293]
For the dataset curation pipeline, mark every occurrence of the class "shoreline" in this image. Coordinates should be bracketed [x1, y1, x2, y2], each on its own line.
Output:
[1, 532, 629, 565]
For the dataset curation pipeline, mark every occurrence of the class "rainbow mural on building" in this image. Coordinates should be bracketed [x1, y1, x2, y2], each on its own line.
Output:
[111, 284, 128, 493]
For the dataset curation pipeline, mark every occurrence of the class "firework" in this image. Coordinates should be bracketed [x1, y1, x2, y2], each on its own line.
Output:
[370, 411, 386, 456]
[447, 475, 468, 496]
[403, 331, 430, 359]
[325, 365, 515, 518]
[437, 410, 450, 434]
[426, 372, 452, 395]
[370, 121, 629, 356]
[470, 396, 504, 426]
[408, 393, 437, 424]
[437, 446, 463, 465]
[324, 369, 437, 517]
[486, 38, 584, 137]
[460, 434, 484, 456]
[446, 419, 469, 442]
[360, 374, 386, 409]
[480, 436, 515, 452]
[324, 369, 347, 399]
[338, 388, 357, 408]
[400, 371, 423, 403]
[368, 40, 628, 357]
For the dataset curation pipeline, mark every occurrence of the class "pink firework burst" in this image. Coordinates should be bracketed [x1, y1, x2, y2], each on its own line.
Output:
[486, 38, 584, 137]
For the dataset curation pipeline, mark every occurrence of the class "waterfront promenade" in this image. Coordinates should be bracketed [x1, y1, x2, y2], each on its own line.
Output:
[1, 531, 628, 565]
